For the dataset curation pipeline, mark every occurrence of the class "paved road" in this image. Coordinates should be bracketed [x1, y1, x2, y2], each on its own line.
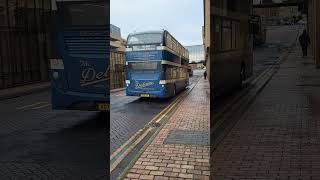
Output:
[253, 25, 302, 77]
[213, 25, 302, 116]
[0, 91, 107, 179]
[110, 69, 204, 155]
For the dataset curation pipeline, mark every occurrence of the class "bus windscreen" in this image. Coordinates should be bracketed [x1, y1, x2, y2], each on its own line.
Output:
[127, 33, 163, 45]
[63, 3, 107, 26]
[129, 62, 160, 71]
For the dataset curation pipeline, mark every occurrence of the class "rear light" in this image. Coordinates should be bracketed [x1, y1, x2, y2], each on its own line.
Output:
[50, 59, 64, 70]
[159, 80, 166, 85]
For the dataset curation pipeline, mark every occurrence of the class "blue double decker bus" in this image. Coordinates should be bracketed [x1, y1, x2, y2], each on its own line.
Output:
[125, 30, 189, 98]
[50, 0, 109, 111]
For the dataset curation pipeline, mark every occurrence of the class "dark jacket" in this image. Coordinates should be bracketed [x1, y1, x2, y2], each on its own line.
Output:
[299, 31, 311, 47]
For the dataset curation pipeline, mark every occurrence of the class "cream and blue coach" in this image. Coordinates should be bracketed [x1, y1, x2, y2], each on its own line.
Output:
[125, 30, 190, 98]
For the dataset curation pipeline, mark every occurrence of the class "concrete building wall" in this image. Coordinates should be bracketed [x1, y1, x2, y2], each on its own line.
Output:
[307, 0, 320, 68]
[110, 24, 126, 89]
[110, 24, 126, 52]
[204, 0, 211, 82]
[0, 0, 52, 89]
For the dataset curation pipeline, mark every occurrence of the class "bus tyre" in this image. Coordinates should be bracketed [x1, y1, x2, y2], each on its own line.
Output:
[173, 85, 176, 97]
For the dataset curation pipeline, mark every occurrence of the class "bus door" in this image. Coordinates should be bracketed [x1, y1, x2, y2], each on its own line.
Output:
[57, 1, 109, 96]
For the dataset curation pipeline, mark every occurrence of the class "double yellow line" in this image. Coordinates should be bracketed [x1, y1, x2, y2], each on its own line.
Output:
[110, 77, 201, 174]
[110, 91, 185, 173]
[212, 64, 274, 128]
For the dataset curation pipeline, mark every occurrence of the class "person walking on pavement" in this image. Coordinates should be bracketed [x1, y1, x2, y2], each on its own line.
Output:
[204, 70, 207, 80]
[299, 29, 311, 57]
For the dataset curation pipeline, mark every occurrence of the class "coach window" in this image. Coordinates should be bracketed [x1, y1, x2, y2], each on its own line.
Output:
[222, 19, 232, 51]
[166, 66, 172, 80]
[166, 34, 172, 49]
[172, 67, 177, 79]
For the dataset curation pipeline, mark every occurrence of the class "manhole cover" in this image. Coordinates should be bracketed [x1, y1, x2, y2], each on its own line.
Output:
[164, 130, 209, 146]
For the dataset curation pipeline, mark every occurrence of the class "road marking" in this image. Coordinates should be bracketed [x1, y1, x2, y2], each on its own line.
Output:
[110, 127, 152, 173]
[155, 101, 178, 124]
[110, 129, 143, 160]
[16, 102, 48, 110]
[109, 94, 182, 167]
[212, 65, 274, 133]
[110, 76, 202, 175]
[110, 88, 186, 162]
[212, 66, 277, 151]
[117, 77, 202, 179]
[212, 66, 271, 124]
[31, 103, 51, 110]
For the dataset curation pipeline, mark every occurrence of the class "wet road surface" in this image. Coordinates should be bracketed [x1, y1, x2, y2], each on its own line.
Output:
[0, 91, 107, 179]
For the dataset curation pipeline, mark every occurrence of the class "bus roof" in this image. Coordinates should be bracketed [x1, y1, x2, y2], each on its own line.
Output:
[128, 30, 165, 37]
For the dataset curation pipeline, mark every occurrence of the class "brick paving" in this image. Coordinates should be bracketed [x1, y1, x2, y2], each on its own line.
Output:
[212, 47, 320, 179]
[125, 78, 210, 180]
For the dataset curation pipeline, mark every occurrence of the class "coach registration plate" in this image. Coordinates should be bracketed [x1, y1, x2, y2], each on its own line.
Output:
[98, 103, 109, 111]
[140, 94, 150, 97]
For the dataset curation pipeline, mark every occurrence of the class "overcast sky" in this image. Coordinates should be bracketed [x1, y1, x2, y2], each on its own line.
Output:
[110, 0, 204, 46]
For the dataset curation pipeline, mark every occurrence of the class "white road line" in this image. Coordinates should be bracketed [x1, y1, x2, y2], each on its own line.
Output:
[16, 102, 48, 110]
[31, 103, 51, 110]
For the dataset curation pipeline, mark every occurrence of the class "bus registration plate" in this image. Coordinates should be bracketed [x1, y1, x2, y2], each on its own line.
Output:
[98, 103, 109, 111]
[140, 94, 150, 97]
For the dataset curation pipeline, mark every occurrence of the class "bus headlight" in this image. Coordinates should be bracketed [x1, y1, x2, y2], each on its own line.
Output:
[156, 46, 165, 50]
[126, 80, 130, 84]
[126, 48, 133, 52]
[50, 59, 64, 70]
[159, 80, 166, 85]
[52, 71, 59, 80]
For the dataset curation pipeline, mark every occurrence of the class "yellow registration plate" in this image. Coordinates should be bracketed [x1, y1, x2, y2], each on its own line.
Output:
[140, 94, 150, 97]
[98, 103, 109, 111]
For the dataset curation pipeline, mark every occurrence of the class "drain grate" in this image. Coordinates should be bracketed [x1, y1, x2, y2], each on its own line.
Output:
[164, 130, 209, 146]
[149, 122, 161, 128]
